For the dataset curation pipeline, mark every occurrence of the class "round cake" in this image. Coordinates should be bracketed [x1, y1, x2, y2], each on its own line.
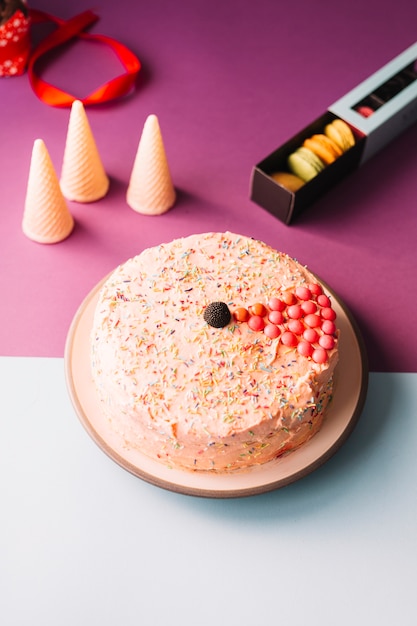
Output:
[91, 232, 339, 472]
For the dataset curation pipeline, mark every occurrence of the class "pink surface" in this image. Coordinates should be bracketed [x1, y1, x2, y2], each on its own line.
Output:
[1, 0, 417, 372]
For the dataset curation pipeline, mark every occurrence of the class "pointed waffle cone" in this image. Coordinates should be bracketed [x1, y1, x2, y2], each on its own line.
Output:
[127, 114, 176, 215]
[60, 100, 109, 203]
[22, 139, 74, 244]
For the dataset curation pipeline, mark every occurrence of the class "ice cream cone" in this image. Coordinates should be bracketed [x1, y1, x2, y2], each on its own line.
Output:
[60, 100, 109, 203]
[127, 114, 176, 215]
[22, 139, 74, 244]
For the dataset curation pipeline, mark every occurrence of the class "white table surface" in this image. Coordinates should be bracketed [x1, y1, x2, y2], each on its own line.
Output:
[1, 356, 416, 626]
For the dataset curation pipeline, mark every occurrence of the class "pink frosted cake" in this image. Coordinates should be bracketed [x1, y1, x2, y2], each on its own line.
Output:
[91, 232, 339, 471]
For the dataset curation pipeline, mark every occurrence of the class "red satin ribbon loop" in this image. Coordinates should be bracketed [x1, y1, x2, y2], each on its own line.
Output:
[27, 8, 141, 107]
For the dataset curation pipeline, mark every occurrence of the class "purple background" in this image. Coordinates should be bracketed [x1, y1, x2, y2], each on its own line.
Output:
[1, 0, 417, 372]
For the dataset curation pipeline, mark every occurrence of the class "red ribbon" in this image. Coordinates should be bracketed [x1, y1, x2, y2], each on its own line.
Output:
[27, 8, 141, 107]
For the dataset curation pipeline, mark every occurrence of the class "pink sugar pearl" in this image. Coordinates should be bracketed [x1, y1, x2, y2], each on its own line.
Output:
[321, 307, 336, 321]
[308, 283, 323, 296]
[287, 304, 303, 319]
[297, 341, 313, 357]
[317, 294, 331, 307]
[281, 331, 298, 347]
[321, 320, 336, 335]
[287, 319, 304, 335]
[319, 335, 335, 350]
[268, 297, 286, 312]
[303, 328, 319, 343]
[248, 315, 265, 331]
[264, 323, 280, 339]
[312, 347, 328, 363]
[268, 310, 284, 325]
[295, 286, 312, 301]
[304, 314, 321, 328]
[301, 300, 317, 315]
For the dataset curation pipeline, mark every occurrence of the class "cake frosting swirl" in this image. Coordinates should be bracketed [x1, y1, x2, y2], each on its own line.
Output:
[91, 232, 339, 471]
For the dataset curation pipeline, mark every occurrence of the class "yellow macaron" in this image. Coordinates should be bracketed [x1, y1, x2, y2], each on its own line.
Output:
[324, 119, 355, 152]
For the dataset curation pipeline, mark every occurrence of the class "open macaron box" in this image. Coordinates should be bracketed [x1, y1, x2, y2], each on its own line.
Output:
[250, 42, 417, 224]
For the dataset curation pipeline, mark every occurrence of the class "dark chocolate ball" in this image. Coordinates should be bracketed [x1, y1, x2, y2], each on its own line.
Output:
[203, 301, 231, 328]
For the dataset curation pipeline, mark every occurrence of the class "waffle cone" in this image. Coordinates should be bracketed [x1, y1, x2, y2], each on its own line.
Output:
[22, 139, 74, 244]
[127, 114, 176, 215]
[60, 100, 109, 203]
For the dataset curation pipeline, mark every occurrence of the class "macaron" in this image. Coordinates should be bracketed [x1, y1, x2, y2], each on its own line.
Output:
[303, 134, 343, 165]
[355, 105, 374, 118]
[270, 171, 305, 192]
[324, 119, 355, 152]
[287, 146, 325, 182]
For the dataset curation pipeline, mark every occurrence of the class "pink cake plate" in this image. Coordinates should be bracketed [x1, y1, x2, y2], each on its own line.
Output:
[65, 274, 368, 499]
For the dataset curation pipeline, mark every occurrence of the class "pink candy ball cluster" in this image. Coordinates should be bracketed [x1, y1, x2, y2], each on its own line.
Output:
[233, 283, 337, 363]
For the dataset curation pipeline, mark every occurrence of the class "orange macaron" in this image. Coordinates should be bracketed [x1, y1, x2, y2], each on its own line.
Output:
[270, 171, 305, 192]
[303, 134, 343, 165]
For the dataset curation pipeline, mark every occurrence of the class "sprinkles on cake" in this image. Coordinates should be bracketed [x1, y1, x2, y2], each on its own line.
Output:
[91, 232, 339, 472]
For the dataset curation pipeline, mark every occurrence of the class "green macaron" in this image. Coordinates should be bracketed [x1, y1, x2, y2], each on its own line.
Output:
[287, 146, 325, 182]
